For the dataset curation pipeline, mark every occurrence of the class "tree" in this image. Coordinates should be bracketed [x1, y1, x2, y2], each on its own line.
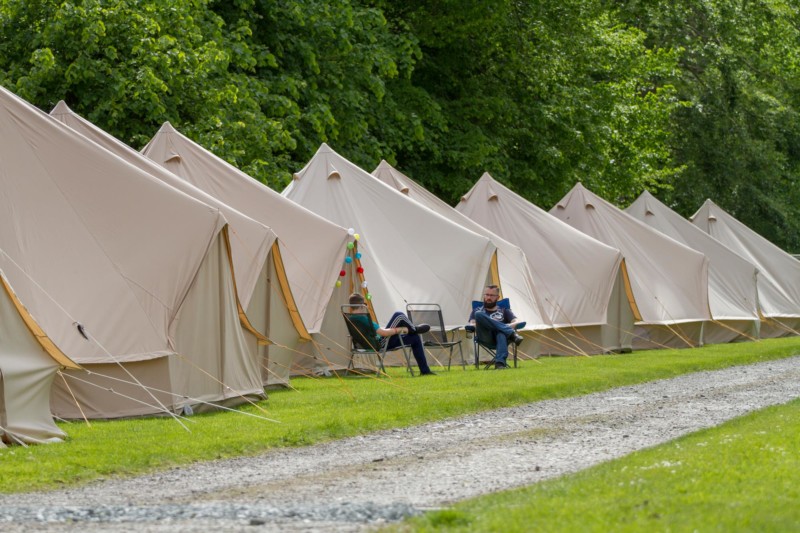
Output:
[376, 0, 681, 208]
[0, 0, 292, 183]
[612, 0, 800, 250]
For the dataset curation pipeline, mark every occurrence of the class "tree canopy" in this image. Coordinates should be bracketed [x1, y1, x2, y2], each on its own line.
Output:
[1, 0, 798, 249]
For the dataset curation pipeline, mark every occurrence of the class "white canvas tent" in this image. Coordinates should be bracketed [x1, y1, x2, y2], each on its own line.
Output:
[0, 85, 264, 419]
[0, 266, 79, 445]
[141, 124, 350, 377]
[626, 191, 760, 344]
[552, 184, 711, 349]
[691, 199, 800, 337]
[283, 144, 497, 371]
[456, 173, 634, 354]
[49, 103, 306, 387]
[372, 161, 550, 339]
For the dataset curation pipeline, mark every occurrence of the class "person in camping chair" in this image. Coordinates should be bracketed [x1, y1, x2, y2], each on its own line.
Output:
[468, 284, 523, 369]
[348, 293, 436, 375]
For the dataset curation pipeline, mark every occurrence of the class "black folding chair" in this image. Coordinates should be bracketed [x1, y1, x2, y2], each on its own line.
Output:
[465, 299, 524, 369]
[406, 303, 466, 370]
[341, 304, 414, 376]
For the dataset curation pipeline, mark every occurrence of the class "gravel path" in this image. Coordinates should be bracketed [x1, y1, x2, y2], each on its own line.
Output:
[3, 356, 800, 532]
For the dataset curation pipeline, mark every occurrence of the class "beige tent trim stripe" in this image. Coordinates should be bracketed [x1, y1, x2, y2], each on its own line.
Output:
[619, 259, 643, 322]
[0, 273, 80, 370]
[270, 240, 312, 341]
[489, 251, 501, 292]
[222, 226, 271, 346]
[353, 243, 377, 321]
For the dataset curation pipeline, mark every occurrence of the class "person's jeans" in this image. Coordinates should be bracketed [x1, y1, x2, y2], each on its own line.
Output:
[383, 312, 433, 374]
[474, 312, 515, 364]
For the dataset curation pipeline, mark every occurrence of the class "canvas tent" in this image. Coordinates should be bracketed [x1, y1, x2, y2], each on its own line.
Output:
[626, 191, 760, 344]
[0, 265, 79, 445]
[691, 199, 800, 337]
[371, 161, 550, 338]
[283, 144, 497, 371]
[141, 123, 350, 376]
[456, 173, 634, 354]
[50, 103, 305, 387]
[552, 183, 711, 349]
[0, 85, 264, 419]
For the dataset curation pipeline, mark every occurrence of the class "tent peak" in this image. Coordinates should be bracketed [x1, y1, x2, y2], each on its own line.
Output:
[158, 121, 178, 134]
[316, 142, 334, 155]
[50, 100, 72, 115]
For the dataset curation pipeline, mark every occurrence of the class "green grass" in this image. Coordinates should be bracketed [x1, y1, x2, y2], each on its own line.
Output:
[1, 337, 799, 494]
[400, 398, 800, 532]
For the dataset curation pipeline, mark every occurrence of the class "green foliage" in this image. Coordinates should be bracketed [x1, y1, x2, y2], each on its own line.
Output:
[402, 398, 800, 532]
[0, 337, 798, 493]
[613, 0, 800, 250]
[0, 0, 292, 182]
[0, 1, 799, 247]
[377, 0, 682, 207]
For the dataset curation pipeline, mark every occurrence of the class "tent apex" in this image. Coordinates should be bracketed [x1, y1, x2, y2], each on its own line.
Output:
[50, 100, 71, 114]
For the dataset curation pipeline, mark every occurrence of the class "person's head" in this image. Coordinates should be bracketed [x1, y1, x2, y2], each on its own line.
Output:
[349, 292, 367, 312]
[482, 285, 500, 308]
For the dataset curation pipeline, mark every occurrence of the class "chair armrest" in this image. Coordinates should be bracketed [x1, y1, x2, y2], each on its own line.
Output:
[443, 325, 460, 341]
[464, 324, 475, 338]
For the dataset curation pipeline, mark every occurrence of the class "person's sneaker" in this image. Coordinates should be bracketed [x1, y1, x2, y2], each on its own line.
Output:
[512, 333, 524, 346]
[413, 323, 431, 334]
[494, 362, 508, 370]
[420, 370, 437, 376]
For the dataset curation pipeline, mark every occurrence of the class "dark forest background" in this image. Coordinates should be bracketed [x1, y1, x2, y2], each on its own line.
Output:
[2, 0, 799, 250]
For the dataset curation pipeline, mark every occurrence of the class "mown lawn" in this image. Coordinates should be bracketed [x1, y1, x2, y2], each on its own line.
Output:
[1, 337, 799, 494]
[400, 398, 800, 532]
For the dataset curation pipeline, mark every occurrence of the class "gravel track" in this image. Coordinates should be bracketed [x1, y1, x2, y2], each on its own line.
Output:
[2, 356, 800, 532]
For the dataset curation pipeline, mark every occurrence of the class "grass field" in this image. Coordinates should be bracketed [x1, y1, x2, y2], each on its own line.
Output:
[400, 398, 800, 532]
[1, 337, 799, 494]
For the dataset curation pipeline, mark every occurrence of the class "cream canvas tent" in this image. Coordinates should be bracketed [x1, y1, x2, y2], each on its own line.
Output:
[626, 191, 760, 344]
[691, 199, 800, 337]
[456, 173, 634, 354]
[552, 183, 711, 349]
[283, 144, 497, 371]
[50, 103, 305, 387]
[141, 124, 350, 376]
[372, 161, 550, 339]
[0, 266, 79, 445]
[0, 85, 264, 419]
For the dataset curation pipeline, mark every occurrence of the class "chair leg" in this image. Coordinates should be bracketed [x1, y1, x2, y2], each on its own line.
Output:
[458, 342, 466, 370]
[401, 343, 415, 377]
[473, 340, 480, 369]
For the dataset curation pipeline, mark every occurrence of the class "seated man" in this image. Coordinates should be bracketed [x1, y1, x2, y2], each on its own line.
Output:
[348, 293, 436, 375]
[468, 284, 523, 369]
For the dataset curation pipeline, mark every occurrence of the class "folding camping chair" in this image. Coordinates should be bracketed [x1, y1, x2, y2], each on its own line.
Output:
[465, 298, 525, 369]
[341, 304, 415, 376]
[406, 303, 466, 370]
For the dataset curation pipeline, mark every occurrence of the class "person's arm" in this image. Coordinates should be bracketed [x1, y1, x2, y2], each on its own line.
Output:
[376, 325, 408, 337]
[505, 308, 519, 328]
[468, 308, 476, 325]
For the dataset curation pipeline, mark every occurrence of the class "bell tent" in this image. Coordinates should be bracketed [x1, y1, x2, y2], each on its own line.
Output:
[456, 173, 634, 354]
[691, 199, 800, 338]
[0, 85, 264, 419]
[371, 161, 550, 337]
[626, 191, 760, 344]
[552, 183, 711, 349]
[0, 266, 79, 445]
[50, 102, 305, 387]
[284, 144, 497, 371]
[141, 124, 350, 375]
